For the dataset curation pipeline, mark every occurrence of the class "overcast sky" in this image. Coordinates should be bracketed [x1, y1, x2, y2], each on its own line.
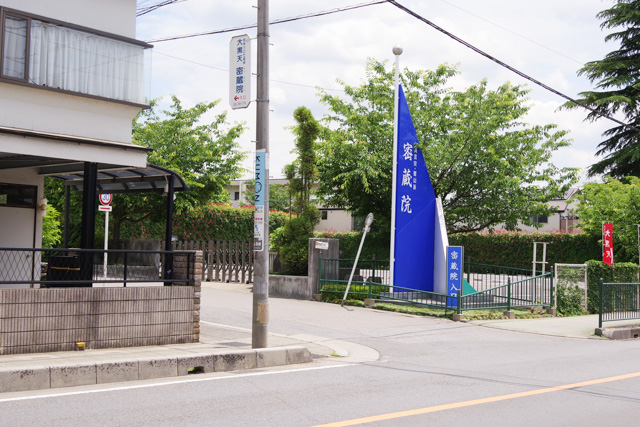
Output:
[135, 0, 618, 184]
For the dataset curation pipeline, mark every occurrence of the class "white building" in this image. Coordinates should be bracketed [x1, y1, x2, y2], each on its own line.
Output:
[0, 0, 187, 286]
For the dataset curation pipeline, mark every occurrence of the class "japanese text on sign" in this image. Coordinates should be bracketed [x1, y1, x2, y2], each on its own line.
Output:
[447, 246, 464, 307]
[229, 34, 251, 109]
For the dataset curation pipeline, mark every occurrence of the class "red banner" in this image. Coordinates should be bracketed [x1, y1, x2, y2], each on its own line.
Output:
[603, 222, 614, 266]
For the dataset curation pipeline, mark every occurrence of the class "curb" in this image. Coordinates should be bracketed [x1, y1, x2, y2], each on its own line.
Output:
[0, 345, 312, 394]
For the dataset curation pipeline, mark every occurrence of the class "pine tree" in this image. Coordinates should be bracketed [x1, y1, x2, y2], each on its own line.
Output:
[566, 0, 640, 177]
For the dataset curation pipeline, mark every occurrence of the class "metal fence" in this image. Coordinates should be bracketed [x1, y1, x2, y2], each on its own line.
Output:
[318, 258, 553, 312]
[465, 263, 534, 292]
[599, 279, 640, 328]
[0, 248, 194, 287]
[169, 240, 253, 283]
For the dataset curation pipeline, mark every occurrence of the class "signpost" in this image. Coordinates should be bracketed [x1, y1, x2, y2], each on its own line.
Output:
[99, 194, 113, 280]
[447, 246, 464, 307]
[229, 34, 251, 109]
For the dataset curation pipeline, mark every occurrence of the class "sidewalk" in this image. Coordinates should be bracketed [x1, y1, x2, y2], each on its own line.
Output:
[469, 314, 640, 339]
[0, 321, 343, 394]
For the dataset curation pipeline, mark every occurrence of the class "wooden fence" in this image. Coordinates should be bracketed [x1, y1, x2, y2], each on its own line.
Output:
[167, 240, 254, 283]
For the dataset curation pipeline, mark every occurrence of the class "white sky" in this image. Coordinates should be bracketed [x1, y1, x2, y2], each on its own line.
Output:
[135, 0, 619, 184]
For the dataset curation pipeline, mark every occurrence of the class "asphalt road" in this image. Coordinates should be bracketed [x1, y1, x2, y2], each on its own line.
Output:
[2, 282, 640, 426]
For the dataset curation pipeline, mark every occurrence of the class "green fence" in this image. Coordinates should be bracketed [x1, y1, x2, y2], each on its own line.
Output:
[318, 258, 553, 312]
[598, 279, 640, 328]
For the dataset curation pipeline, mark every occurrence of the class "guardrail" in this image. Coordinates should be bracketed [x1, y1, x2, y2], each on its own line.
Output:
[0, 248, 195, 287]
[599, 279, 640, 328]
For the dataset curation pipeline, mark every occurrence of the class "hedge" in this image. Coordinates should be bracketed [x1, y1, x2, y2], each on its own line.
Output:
[121, 204, 291, 241]
[585, 260, 638, 313]
[313, 230, 390, 260]
[448, 231, 601, 270]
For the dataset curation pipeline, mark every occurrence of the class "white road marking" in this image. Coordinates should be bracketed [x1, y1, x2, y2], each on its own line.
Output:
[0, 364, 350, 404]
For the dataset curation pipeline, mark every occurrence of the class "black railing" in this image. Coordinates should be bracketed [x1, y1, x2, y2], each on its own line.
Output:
[0, 248, 195, 287]
[599, 279, 640, 328]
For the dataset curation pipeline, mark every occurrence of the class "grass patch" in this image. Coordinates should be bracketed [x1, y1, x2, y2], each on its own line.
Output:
[328, 298, 552, 320]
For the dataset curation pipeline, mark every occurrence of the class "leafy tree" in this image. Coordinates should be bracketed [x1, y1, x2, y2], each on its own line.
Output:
[42, 205, 62, 248]
[563, 0, 640, 178]
[277, 107, 321, 275]
[317, 59, 578, 234]
[241, 180, 291, 212]
[45, 96, 246, 246]
[574, 176, 640, 262]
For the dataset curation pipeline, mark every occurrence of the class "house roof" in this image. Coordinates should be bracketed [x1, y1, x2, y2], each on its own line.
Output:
[49, 164, 189, 194]
[0, 126, 188, 194]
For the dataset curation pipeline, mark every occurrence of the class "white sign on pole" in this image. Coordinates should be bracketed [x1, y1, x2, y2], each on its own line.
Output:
[98, 205, 112, 212]
[229, 34, 251, 109]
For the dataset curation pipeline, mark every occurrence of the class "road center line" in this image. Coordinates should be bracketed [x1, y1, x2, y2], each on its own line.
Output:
[315, 371, 640, 426]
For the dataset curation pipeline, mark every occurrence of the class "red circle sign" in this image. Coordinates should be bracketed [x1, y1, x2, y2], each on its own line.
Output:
[99, 194, 113, 205]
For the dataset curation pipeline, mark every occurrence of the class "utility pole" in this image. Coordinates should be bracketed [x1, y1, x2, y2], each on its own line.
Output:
[252, 0, 269, 348]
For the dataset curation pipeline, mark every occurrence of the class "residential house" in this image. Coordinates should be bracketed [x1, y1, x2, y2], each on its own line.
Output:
[0, 0, 187, 286]
[226, 178, 354, 232]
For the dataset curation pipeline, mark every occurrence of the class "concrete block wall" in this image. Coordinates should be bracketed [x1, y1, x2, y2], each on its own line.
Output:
[0, 251, 202, 355]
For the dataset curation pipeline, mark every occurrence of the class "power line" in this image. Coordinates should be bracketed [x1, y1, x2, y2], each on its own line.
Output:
[145, 0, 387, 43]
[154, 50, 345, 92]
[386, 0, 636, 131]
[137, 0, 187, 17]
[435, 0, 582, 65]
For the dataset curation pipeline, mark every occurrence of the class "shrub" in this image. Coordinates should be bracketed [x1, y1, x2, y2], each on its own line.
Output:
[556, 284, 585, 316]
[121, 203, 291, 242]
[314, 230, 390, 260]
[585, 260, 638, 313]
[449, 231, 600, 269]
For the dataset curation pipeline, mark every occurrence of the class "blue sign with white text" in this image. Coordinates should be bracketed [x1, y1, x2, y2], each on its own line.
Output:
[446, 246, 464, 307]
[393, 85, 437, 292]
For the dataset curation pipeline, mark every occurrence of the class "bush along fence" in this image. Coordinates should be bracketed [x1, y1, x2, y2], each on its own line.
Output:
[586, 260, 639, 313]
[168, 240, 253, 283]
[318, 258, 553, 312]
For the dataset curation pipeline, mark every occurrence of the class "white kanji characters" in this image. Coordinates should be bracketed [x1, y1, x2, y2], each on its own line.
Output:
[449, 272, 458, 281]
[450, 262, 458, 271]
[401, 168, 412, 187]
[449, 283, 460, 292]
[403, 142, 413, 161]
[450, 251, 459, 260]
[401, 195, 412, 214]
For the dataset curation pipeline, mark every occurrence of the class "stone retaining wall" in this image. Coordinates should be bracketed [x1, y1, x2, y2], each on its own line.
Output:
[0, 251, 202, 355]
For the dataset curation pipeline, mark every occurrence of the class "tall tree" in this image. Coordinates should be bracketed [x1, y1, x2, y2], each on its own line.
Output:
[575, 176, 640, 262]
[317, 59, 578, 234]
[563, 0, 640, 178]
[45, 96, 246, 246]
[275, 107, 321, 275]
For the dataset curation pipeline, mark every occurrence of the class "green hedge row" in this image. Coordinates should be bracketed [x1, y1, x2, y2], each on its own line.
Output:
[313, 230, 390, 260]
[448, 231, 601, 270]
[121, 204, 291, 241]
[585, 260, 638, 313]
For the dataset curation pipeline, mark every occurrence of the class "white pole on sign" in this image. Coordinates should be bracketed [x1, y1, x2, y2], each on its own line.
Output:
[389, 46, 402, 289]
[103, 210, 109, 281]
[342, 213, 374, 307]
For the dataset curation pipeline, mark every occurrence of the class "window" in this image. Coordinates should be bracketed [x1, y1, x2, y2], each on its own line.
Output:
[234, 191, 240, 201]
[321, 210, 328, 220]
[529, 214, 548, 224]
[1, 8, 150, 105]
[0, 183, 36, 208]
